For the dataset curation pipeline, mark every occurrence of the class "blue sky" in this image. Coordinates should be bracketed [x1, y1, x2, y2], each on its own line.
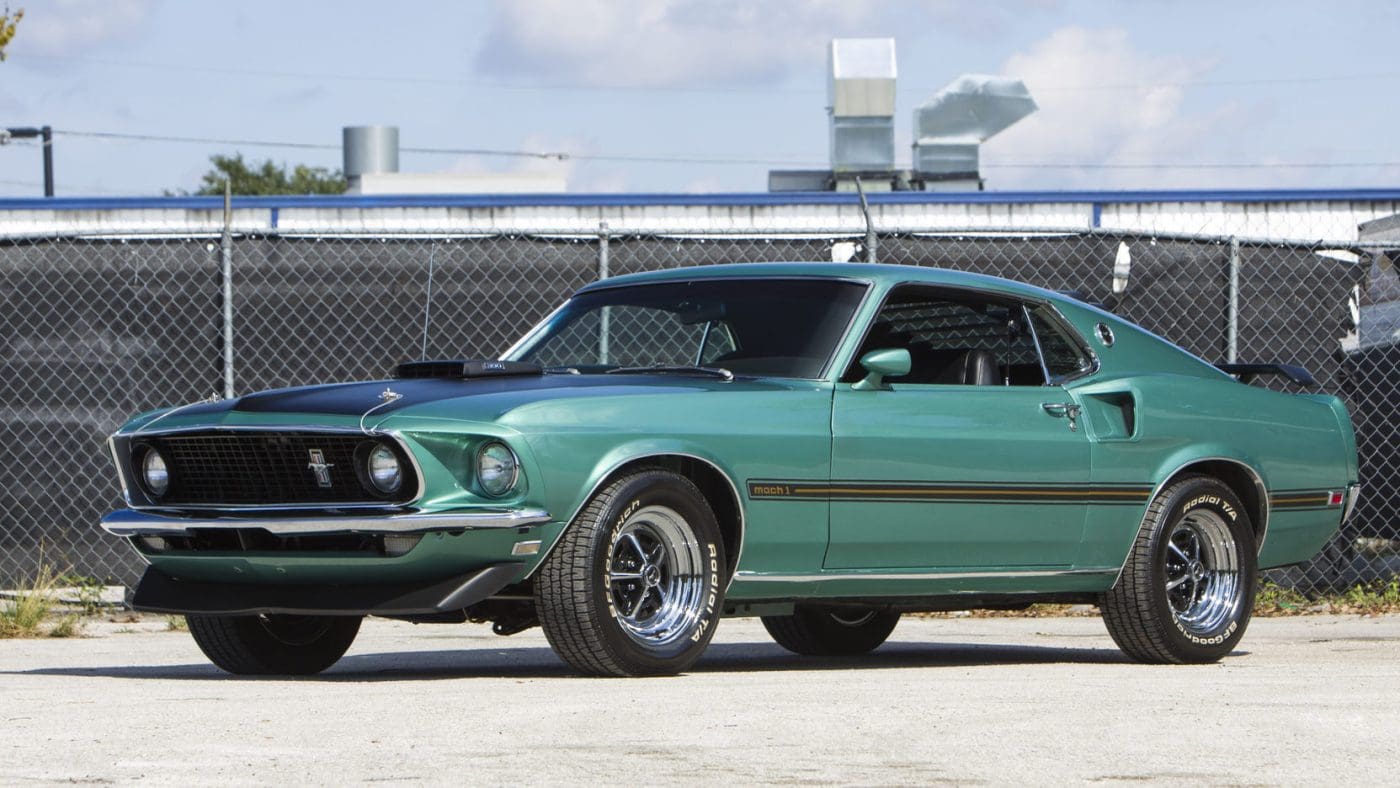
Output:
[1, 0, 1398, 197]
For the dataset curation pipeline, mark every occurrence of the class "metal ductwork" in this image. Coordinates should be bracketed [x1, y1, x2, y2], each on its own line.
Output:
[769, 42, 1038, 193]
[911, 75, 1037, 191]
[828, 38, 897, 181]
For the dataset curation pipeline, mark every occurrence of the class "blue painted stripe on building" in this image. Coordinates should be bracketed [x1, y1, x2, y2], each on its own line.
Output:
[1, 188, 1399, 212]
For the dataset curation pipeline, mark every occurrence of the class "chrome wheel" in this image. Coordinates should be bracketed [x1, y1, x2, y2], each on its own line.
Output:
[606, 505, 706, 649]
[1164, 510, 1243, 636]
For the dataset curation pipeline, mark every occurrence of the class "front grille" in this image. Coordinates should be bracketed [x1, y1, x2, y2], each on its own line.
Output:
[140, 430, 414, 507]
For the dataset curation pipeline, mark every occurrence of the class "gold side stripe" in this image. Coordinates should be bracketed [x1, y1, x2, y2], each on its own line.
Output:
[1270, 496, 1330, 505]
[805, 487, 1149, 498]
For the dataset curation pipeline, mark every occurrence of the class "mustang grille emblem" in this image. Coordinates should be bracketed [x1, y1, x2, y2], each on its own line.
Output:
[306, 449, 335, 488]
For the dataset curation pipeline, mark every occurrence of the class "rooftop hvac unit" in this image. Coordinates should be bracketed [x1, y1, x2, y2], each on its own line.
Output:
[828, 38, 897, 175]
[912, 75, 1037, 190]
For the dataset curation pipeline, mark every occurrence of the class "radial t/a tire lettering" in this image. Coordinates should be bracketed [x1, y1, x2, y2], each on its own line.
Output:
[534, 469, 726, 677]
[1101, 475, 1257, 664]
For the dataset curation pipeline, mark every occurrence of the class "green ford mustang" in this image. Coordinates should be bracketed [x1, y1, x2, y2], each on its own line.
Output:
[102, 263, 1358, 676]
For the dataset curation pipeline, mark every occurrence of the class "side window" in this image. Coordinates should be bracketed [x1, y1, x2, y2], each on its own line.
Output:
[1028, 307, 1093, 382]
[526, 306, 739, 368]
[843, 286, 1044, 385]
[528, 306, 704, 368]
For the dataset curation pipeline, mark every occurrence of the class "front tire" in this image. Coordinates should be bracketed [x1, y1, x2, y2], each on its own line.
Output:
[762, 606, 900, 656]
[1101, 475, 1256, 664]
[535, 469, 726, 676]
[186, 614, 362, 675]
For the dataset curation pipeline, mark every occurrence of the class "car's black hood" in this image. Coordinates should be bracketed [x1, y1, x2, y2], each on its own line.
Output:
[159, 372, 782, 423]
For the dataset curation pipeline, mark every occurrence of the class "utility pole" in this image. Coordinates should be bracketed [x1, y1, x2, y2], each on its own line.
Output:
[3, 125, 54, 196]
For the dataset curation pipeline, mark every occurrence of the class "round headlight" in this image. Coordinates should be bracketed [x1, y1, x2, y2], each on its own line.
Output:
[141, 447, 169, 498]
[477, 442, 520, 497]
[367, 444, 402, 494]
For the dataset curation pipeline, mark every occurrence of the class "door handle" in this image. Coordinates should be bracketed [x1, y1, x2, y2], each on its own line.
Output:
[1041, 402, 1082, 431]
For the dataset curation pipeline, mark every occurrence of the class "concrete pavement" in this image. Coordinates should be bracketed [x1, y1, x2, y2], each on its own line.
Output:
[2, 614, 1397, 785]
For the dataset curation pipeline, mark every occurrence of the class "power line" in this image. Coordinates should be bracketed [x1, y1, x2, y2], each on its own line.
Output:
[18, 54, 806, 96]
[53, 128, 1400, 171]
[984, 161, 1400, 170]
[54, 129, 829, 167]
[18, 53, 1400, 96]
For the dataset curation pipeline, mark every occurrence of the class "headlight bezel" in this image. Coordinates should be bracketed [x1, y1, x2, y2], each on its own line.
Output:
[354, 439, 408, 499]
[367, 443, 403, 494]
[134, 443, 170, 500]
[475, 441, 521, 498]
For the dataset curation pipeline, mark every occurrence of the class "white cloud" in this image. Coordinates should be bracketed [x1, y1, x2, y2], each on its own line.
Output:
[445, 133, 634, 191]
[14, 0, 156, 56]
[982, 27, 1245, 189]
[474, 0, 886, 87]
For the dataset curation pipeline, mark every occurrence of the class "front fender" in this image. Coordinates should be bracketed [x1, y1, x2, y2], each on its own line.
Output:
[520, 436, 742, 580]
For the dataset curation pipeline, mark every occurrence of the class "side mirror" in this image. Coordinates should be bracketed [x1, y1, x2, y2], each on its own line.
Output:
[851, 348, 911, 391]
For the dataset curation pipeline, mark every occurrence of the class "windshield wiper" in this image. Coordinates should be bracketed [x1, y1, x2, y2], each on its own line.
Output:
[604, 364, 735, 381]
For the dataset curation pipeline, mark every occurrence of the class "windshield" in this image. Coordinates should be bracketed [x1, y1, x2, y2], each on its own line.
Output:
[509, 278, 868, 379]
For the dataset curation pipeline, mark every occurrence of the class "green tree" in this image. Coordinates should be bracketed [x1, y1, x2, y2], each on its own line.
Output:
[194, 153, 347, 195]
[0, 7, 22, 61]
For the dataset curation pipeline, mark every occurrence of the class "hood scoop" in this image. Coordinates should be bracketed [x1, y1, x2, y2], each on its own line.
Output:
[394, 359, 543, 380]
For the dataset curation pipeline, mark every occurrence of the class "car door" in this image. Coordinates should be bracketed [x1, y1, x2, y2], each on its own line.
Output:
[825, 285, 1101, 570]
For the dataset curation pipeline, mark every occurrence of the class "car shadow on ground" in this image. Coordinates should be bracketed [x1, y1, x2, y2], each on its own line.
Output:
[5, 638, 1151, 682]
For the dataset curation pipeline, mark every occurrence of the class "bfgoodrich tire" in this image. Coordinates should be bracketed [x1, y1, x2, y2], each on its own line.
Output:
[1101, 475, 1257, 664]
[762, 606, 900, 656]
[186, 614, 362, 675]
[535, 469, 726, 677]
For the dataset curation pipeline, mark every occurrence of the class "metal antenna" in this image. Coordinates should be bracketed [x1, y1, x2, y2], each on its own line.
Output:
[419, 244, 437, 359]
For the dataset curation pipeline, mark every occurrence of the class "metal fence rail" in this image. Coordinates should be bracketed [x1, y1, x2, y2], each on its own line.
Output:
[1, 224, 1395, 595]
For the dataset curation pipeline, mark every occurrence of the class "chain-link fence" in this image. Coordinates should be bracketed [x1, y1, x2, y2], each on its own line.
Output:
[1, 224, 1395, 595]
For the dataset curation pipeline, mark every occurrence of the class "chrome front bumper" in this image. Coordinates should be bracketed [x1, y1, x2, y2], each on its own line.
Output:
[100, 507, 553, 538]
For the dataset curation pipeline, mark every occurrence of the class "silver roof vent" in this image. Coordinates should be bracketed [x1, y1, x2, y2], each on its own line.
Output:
[912, 75, 1036, 190]
[828, 38, 897, 175]
[343, 125, 400, 192]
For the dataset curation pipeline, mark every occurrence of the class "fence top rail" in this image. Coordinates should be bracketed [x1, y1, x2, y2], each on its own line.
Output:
[0, 225, 1390, 251]
[3, 188, 1400, 212]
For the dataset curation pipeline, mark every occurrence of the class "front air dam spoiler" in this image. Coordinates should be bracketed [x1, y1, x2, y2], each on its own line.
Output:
[129, 563, 521, 616]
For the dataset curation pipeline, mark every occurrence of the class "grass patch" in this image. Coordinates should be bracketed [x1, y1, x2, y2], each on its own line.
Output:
[1255, 578, 1400, 616]
[47, 614, 86, 638]
[913, 579, 1400, 620]
[58, 573, 108, 616]
[165, 615, 188, 632]
[0, 564, 62, 638]
[1, 563, 111, 638]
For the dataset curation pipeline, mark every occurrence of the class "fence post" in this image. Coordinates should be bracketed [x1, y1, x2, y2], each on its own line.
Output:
[597, 221, 610, 363]
[220, 182, 235, 398]
[1227, 236, 1240, 363]
[854, 176, 877, 263]
[597, 220, 610, 280]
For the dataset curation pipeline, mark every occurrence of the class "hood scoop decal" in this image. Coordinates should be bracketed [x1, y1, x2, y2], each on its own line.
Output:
[393, 359, 543, 380]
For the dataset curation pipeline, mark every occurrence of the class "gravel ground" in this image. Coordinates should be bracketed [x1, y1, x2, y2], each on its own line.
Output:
[2, 614, 1398, 785]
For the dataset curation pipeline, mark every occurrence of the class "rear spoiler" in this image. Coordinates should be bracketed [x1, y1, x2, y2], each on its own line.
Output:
[1215, 363, 1318, 387]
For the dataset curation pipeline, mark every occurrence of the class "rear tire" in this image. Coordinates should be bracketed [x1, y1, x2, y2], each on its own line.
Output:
[1101, 475, 1256, 664]
[762, 606, 900, 656]
[186, 614, 361, 675]
[535, 470, 726, 676]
